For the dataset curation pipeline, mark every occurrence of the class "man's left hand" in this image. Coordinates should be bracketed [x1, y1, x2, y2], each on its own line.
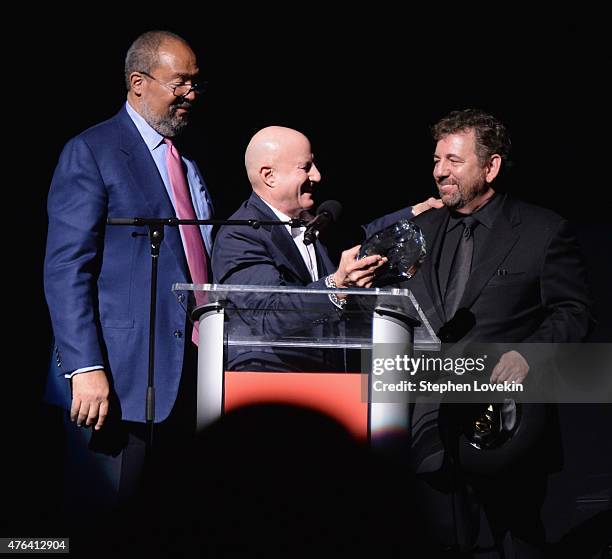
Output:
[490, 350, 529, 384]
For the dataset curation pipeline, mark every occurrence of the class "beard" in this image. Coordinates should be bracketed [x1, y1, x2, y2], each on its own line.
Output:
[140, 100, 192, 138]
[438, 174, 487, 210]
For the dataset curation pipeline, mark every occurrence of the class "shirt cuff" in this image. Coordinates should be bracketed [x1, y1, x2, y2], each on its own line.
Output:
[64, 365, 104, 379]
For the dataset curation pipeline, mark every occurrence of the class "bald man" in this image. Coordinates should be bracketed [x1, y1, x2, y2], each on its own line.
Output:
[212, 126, 439, 371]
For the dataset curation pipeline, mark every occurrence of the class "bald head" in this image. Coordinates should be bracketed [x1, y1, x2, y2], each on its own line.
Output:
[245, 127, 307, 185]
[244, 126, 321, 217]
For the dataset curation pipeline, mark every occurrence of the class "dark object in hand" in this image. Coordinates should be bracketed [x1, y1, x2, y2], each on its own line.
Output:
[358, 219, 426, 285]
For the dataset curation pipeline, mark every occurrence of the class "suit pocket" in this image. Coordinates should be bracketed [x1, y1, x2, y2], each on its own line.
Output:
[486, 271, 526, 287]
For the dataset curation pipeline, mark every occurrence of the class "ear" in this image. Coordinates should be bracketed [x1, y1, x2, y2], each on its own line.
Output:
[260, 166, 275, 187]
[129, 72, 145, 96]
[485, 154, 502, 183]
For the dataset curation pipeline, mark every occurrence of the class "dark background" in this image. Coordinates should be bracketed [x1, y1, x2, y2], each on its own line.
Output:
[8, 13, 611, 550]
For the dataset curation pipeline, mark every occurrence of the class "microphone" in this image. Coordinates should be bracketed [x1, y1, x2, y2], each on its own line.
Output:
[303, 200, 342, 245]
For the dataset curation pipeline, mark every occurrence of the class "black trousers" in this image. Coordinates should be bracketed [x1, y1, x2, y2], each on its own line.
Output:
[415, 460, 547, 558]
[60, 340, 198, 517]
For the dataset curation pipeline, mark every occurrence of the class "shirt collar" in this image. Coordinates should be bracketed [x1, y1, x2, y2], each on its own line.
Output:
[259, 198, 305, 238]
[125, 101, 165, 151]
[446, 191, 503, 232]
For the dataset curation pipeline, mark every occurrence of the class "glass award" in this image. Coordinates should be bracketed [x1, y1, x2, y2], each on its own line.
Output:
[358, 219, 426, 285]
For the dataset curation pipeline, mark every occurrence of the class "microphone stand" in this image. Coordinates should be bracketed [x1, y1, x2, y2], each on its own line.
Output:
[106, 216, 305, 457]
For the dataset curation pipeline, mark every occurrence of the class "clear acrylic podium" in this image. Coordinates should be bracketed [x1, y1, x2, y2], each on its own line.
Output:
[172, 283, 440, 444]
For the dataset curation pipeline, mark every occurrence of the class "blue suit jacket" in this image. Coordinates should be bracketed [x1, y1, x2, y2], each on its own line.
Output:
[211, 193, 411, 371]
[44, 106, 212, 422]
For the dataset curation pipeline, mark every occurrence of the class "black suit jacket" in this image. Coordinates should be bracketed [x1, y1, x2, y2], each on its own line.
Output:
[404, 193, 592, 347]
[402, 193, 593, 473]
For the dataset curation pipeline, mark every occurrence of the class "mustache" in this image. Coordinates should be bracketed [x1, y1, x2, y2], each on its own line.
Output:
[170, 101, 193, 112]
[300, 181, 317, 194]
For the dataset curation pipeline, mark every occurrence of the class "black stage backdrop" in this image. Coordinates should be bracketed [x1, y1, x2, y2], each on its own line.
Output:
[7, 14, 611, 549]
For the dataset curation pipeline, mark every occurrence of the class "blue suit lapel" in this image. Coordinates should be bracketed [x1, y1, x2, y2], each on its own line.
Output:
[116, 109, 189, 275]
[249, 194, 313, 284]
[314, 241, 335, 278]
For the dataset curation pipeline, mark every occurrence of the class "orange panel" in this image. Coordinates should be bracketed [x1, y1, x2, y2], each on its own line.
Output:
[224, 372, 368, 441]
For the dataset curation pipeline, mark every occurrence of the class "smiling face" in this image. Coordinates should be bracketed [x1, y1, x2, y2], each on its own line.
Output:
[246, 127, 322, 217]
[433, 129, 499, 213]
[269, 135, 321, 217]
[128, 38, 199, 137]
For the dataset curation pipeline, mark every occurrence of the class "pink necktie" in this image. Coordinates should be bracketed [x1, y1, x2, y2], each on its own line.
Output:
[164, 138, 208, 345]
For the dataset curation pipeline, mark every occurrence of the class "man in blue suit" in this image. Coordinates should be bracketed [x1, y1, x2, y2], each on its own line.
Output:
[212, 126, 440, 371]
[44, 30, 213, 509]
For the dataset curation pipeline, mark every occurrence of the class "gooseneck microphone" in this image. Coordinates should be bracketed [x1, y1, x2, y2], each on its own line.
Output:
[303, 200, 342, 245]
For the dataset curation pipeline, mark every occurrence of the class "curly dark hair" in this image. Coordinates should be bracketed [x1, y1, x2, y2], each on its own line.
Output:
[431, 109, 512, 166]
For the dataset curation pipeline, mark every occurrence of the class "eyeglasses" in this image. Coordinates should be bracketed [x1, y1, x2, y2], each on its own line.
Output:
[139, 70, 204, 97]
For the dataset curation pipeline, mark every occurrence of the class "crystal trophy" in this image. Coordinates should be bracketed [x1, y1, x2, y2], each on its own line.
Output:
[358, 219, 426, 285]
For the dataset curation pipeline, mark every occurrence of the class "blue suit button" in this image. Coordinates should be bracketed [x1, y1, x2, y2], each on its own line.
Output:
[174, 330, 183, 338]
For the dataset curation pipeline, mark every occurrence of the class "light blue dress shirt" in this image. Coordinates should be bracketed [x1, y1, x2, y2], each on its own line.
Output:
[125, 101, 214, 254]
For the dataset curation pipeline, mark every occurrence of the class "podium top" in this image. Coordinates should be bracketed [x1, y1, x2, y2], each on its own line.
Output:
[173, 282, 414, 297]
[172, 283, 440, 352]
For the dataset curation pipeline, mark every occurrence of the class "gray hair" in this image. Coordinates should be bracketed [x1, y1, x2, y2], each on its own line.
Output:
[124, 30, 188, 90]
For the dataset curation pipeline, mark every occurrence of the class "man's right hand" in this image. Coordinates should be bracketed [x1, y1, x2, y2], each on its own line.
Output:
[71, 369, 110, 430]
[333, 245, 387, 289]
[412, 197, 444, 216]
